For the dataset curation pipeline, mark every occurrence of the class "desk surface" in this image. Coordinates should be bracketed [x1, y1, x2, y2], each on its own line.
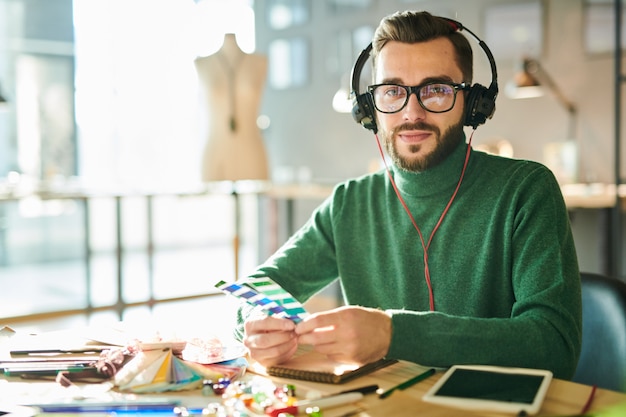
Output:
[561, 183, 626, 209]
[1, 358, 625, 416]
[261, 361, 625, 417]
[153, 360, 626, 417]
[1, 181, 625, 208]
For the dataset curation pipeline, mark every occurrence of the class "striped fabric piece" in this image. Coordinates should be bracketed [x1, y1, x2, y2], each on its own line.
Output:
[215, 278, 308, 323]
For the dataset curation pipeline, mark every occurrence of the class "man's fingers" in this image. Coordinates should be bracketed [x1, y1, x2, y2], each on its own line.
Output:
[296, 325, 335, 346]
[294, 311, 335, 335]
[244, 329, 296, 350]
[245, 315, 296, 334]
[253, 339, 299, 368]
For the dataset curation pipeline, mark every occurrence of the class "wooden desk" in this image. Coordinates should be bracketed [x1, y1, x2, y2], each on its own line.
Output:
[256, 361, 625, 417]
[561, 183, 626, 209]
[148, 360, 626, 417]
[1, 337, 625, 416]
[560, 183, 626, 277]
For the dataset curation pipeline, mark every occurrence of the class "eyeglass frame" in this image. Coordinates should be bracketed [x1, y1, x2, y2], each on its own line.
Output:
[367, 81, 470, 114]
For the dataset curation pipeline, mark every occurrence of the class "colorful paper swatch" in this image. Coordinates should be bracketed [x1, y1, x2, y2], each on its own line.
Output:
[114, 348, 247, 393]
[215, 277, 309, 323]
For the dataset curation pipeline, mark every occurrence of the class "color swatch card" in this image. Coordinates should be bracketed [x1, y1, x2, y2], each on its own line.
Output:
[114, 348, 247, 393]
[215, 277, 309, 323]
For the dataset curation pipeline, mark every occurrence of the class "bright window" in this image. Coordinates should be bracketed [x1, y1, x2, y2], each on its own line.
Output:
[73, 0, 255, 189]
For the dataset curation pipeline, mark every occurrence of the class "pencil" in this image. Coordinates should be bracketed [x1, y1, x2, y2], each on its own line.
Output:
[379, 368, 436, 399]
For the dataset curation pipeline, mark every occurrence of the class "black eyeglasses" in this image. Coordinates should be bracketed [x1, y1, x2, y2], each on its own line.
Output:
[368, 82, 469, 114]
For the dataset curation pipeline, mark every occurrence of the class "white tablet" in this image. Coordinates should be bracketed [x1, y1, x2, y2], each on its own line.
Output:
[422, 365, 553, 415]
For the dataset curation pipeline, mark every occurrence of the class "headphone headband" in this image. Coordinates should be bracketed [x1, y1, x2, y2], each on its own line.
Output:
[351, 16, 499, 132]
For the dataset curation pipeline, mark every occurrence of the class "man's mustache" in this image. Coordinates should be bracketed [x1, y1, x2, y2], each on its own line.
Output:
[393, 122, 439, 136]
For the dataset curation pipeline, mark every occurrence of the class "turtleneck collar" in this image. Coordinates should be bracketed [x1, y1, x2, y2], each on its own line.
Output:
[390, 140, 473, 198]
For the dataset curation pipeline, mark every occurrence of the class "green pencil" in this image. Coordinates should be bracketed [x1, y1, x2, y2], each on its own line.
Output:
[379, 368, 437, 399]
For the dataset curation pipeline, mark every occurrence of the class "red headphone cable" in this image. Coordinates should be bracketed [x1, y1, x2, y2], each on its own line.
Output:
[374, 130, 475, 311]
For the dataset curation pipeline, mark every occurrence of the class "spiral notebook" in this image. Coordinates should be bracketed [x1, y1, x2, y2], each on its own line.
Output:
[266, 347, 397, 384]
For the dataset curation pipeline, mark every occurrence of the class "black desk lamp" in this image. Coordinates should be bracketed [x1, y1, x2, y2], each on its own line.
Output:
[0, 83, 7, 106]
[505, 57, 577, 139]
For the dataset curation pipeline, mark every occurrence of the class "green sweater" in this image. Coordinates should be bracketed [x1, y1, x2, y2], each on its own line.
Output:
[238, 142, 582, 380]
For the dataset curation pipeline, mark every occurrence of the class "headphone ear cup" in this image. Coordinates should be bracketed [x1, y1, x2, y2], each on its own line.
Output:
[352, 92, 378, 133]
[464, 83, 497, 128]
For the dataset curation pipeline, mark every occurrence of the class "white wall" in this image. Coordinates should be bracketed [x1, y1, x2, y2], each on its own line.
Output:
[0, 0, 623, 275]
[253, 0, 626, 275]
[255, 0, 623, 185]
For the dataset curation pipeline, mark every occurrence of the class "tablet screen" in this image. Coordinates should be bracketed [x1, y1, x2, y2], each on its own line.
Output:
[422, 365, 553, 415]
[434, 368, 545, 403]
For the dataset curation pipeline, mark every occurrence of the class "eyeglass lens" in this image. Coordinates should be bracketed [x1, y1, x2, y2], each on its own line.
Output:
[371, 83, 459, 113]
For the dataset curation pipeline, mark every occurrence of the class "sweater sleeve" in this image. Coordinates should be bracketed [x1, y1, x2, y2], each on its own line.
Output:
[385, 166, 582, 380]
[234, 194, 341, 340]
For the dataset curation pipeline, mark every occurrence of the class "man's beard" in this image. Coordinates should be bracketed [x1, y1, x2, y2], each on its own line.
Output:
[382, 120, 465, 172]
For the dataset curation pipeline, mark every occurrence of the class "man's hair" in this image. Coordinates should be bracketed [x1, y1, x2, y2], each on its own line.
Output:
[371, 11, 473, 84]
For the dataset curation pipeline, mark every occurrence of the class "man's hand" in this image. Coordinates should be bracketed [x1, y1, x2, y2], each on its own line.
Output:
[243, 315, 298, 367]
[295, 306, 392, 365]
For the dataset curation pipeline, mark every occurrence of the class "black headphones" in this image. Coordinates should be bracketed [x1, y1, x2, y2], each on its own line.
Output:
[350, 17, 499, 133]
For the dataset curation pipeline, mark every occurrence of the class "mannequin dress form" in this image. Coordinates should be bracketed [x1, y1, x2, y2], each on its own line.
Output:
[195, 33, 270, 182]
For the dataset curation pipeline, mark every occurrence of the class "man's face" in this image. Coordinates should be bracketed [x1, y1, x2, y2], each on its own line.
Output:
[374, 37, 466, 172]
